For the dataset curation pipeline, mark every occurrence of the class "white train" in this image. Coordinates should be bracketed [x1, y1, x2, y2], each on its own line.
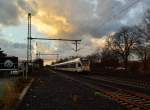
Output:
[52, 58, 90, 72]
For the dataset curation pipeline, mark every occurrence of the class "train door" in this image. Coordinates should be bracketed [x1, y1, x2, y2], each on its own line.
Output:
[76, 62, 82, 72]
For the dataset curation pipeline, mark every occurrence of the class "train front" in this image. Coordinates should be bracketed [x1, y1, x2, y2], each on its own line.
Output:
[81, 58, 90, 72]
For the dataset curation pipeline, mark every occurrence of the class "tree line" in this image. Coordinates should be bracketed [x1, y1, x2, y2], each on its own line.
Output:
[90, 9, 150, 71]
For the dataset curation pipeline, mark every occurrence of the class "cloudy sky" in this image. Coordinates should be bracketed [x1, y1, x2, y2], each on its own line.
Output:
[0, 0, 149, 63]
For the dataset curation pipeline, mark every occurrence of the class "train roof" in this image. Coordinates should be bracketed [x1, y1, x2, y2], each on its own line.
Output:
[52, 58, 81, 66]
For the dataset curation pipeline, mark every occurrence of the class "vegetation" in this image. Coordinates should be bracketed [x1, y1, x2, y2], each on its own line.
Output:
[1, 78, 31, 110]
[89, 9, 150, 73]
[51, 9, 150, 75]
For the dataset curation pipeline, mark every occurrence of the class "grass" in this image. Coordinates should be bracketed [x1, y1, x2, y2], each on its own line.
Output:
[3, 81, 18, 110]
[0, 86, 5, 100]
[94, 91, 105, 97]
[1, 78, 31, 110]
[0, 85, 5, 109]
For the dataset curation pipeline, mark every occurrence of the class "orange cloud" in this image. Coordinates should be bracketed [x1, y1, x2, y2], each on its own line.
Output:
[32, 10, 74, 37]
[91, 37, 106, 48]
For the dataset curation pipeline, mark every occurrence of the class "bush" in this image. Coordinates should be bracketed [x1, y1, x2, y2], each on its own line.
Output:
[129, 62, 141, 74]
[3, 81, 18, 110]
[2, 78, 31, 110]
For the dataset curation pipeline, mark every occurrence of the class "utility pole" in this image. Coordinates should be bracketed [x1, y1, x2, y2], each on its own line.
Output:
[27, 13, 32, 62]
[26, 13, 81, 79]
[26, 13, 32, 79]
[73, 40, 80, 52]
[35, 42, 40, 59]
[29, 37, 81, 54]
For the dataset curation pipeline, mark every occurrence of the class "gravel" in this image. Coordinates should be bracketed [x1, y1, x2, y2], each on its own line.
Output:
[16, 69, 127, 110]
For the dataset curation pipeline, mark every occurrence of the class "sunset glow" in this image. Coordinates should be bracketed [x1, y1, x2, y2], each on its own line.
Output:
[32, 10, 73, 37]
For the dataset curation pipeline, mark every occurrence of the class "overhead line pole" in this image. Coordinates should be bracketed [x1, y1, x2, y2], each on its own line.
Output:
[39, 53, 59, 55]
[27, 13, 81, 79]
[72, 40, 80, 52]
[29, 37, 81, 42]
[29, 37, 81, 53]
[26, 13, 32, 80]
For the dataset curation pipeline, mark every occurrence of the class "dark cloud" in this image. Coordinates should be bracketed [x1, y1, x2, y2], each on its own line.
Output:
[17, 0, 37, 15]
[0, 0, 149, 36]
[0, 0, 150, 59]
[16, 0, 150, 58]
[0, 0, 20, 26]
[18, 0, 150, 39]
[0, 39, 26, 59]
[12, 43, 26, 49]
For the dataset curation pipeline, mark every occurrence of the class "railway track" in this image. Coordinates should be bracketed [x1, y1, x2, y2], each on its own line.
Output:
[82, 75, 150, 95]
[88, 75, 150, 90]
[50, 70, 150, 110]
[105, 89, 150, 110]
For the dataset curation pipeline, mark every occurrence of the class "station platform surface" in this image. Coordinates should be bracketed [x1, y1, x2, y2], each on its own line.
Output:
[16, 69, 126, 110]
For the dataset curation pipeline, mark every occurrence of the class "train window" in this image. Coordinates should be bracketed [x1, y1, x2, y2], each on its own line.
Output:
[55, 63, 76, 68]
[69, 63, 76, 68]
[60, 64, 67, 68]
[64, 64, 68, 68]
[81, 59, 89, 64]
[78, 63, 81, 67]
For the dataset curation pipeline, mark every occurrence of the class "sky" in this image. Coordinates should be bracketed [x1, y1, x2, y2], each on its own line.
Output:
[0, 0, 150, 64]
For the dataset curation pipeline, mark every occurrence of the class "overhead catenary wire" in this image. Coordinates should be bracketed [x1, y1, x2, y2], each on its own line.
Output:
[98, 0, 143, 32]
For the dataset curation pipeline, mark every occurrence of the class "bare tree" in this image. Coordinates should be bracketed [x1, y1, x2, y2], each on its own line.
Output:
[144, 9, 150, 36]
[87, 49, 101, 63]
[135, 43, 150, 70]
[101, 46, 119, 69]
[108, 27, 140, 70]
[134, 9, 150, 70]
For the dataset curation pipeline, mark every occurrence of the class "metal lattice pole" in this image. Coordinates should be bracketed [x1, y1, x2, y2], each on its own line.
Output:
[26, 13, 81, 79]
[26, 13, 32, 79]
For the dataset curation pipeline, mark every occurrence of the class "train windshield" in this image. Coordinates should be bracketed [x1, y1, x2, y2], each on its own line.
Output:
[81, 59, 89, 65]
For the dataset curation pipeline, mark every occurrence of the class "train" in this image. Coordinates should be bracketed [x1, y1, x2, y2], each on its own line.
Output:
[51, 58, 90, 72]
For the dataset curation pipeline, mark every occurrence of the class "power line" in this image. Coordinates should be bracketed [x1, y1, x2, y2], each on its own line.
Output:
[37, 53, 59, 61]
[26, 13, 81, 77]
[99, 0, 143, 31]
[30, 37, 81, 54]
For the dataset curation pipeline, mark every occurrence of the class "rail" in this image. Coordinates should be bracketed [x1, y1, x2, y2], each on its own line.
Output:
[50, 70, 150, 110]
